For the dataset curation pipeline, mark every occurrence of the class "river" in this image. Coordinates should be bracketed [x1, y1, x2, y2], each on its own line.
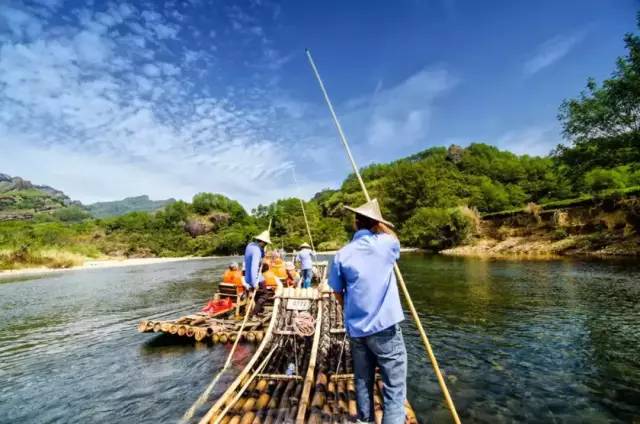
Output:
[0, 254, 638, 423]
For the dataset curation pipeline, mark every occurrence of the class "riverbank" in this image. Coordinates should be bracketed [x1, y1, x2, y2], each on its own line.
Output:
[0, 256, 215, 279]
[442, 233, 640, 259]
[442, 197, 640, 259]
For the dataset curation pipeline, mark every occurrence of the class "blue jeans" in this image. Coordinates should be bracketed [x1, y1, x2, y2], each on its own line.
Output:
[301, 268, 312, 288]
[350, 324, 407, 424]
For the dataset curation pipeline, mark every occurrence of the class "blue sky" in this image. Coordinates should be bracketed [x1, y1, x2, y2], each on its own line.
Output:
[0, 0, 636, 207]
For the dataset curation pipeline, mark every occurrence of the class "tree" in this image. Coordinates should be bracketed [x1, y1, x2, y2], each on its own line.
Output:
[555, 13, 640, 180]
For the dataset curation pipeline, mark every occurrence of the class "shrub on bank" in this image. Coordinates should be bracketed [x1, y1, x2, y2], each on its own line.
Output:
[400, 207, 474, 251]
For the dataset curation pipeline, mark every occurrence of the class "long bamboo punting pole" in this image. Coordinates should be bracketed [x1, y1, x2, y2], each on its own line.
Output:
[292, 168, 316, 253]
[212, 343, 280, 424]
[198, 292, 283, 424]
[296, 293, 325, 422]
[306, 49, 461, 424]
[181, 291, 257, 423]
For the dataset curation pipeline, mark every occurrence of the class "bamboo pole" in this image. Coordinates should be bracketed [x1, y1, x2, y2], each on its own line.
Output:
[292, 168, 316, 253]
[306, 49, 461, 424]
[295, 295, 324, 423]
[181, 291, 257, 423]
[212, 343, 279, 424]
[198, 292, 283, 424]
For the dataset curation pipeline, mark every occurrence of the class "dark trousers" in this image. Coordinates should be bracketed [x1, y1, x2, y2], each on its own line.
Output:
[251, 287, 270, 317]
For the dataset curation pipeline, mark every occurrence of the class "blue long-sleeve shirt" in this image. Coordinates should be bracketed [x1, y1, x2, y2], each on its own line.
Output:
[296, 248, 315, 270]
[244, 242, 264, 289]
[328, 229, 404, 337]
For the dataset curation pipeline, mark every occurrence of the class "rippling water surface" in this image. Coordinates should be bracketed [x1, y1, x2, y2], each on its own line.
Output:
[0, 255, 639, 423]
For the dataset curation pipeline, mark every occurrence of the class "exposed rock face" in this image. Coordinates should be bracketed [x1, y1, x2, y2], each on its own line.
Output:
[446, 144, 465, 164]
[0, 172, 78, 220]
[0, 174, 72, 202]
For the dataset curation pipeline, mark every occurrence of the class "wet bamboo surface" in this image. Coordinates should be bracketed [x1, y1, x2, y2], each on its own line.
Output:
[137, 308, 271, 344]
[199, 280, 419, 424]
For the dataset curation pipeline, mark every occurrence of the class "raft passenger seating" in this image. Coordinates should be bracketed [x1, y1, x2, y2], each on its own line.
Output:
[216, 282, 246, 316]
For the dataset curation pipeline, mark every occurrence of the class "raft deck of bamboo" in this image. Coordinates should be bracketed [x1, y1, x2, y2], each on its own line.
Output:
[198, 283, 419, 424]
[137, 262, 329, 345]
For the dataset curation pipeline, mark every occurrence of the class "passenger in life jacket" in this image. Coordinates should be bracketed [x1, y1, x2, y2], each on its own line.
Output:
[222, 262, 244, 294]
[252, 262, 282, 317]
[261, 262, 282, 289]
[284, 261, 300, 288]
[270, 251, 287, 279]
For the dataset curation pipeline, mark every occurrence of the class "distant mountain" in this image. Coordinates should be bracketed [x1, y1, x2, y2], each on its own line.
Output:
[0, 173, 83, 220]
[86, 195, 175, 218]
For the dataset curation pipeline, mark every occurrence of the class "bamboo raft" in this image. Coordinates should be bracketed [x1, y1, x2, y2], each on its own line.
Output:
[137, 312, 270, 344]
[137, 262, 329, 345]
[198, 283, 419, 424]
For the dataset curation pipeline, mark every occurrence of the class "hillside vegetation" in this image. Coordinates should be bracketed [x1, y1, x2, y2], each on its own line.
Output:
[86, 195, 176, 218]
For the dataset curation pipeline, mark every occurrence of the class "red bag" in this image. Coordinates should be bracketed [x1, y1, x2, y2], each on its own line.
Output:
[201, 298, 233, 314]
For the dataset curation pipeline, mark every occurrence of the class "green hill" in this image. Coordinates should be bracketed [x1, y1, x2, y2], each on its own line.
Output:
[86, 195, 175, 218]
[0, 173, 87, 221]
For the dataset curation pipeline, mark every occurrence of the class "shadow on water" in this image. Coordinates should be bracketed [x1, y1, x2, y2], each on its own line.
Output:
[0, 254, 639, 423]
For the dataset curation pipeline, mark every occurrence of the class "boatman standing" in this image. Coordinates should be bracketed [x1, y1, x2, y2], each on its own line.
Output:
[296, 242, 315, 288]
[244, 230, 271, 313]
[328, 199, 407, 424]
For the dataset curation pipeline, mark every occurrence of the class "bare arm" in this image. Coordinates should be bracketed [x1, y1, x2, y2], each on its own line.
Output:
[334, 292, 344, 307]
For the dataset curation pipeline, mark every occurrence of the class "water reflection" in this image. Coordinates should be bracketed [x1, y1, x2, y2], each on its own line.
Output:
[400, 254, 640, 423]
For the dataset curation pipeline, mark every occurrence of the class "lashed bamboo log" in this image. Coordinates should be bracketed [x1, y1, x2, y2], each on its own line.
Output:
[137, 321, 148, 332]
[239, 412, 255, 424]
[199, 294, 283, 424]
[178, 325, 187, 337]
[169, 324, 179, 334]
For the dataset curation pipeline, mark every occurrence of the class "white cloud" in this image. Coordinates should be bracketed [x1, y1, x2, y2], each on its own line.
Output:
[524, 32, 586, 76]
[494, 125, 561, 157]
[0, 1, 303, 209]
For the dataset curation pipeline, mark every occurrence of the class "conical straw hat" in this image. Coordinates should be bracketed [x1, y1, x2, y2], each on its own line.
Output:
[254, 230, 271, 244]
[299, 242, 311, 249]
[344, 198, 394, 228]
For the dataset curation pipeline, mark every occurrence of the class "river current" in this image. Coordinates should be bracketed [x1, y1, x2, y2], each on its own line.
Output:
[0, 254, 638, 423]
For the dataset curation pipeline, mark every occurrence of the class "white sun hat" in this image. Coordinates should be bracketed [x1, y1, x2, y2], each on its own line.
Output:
[344, 198, 394, 228]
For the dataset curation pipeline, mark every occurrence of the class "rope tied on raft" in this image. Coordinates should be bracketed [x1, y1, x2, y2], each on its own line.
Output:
[293, 311, 316, 337]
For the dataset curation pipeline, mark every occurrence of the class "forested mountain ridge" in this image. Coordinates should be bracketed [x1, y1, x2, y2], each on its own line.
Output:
[0, 173, 86, 221]
[86, 195, 176, 218]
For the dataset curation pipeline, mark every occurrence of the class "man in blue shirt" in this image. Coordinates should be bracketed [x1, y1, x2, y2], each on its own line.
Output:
[328, 199, 406, 424]
[295, 242, 315, 288]
[244, 230, 271, 316]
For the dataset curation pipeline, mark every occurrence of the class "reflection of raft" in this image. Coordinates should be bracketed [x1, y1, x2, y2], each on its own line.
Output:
[198, 282, 419, 424]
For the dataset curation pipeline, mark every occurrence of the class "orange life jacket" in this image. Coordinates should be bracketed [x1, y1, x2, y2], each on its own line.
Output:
[271, 258, 287, 279]
[262, 270, 278, 288]
[223, 270, 244, 293]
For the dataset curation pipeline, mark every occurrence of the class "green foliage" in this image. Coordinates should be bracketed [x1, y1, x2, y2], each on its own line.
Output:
[400, 207, 473, 251]
[86, 195, 175, 218]
[582, 167, 629, 192]
[555, 14, 640, 183]
[192, 192, 247, 220]
[51, 206, 92, 222]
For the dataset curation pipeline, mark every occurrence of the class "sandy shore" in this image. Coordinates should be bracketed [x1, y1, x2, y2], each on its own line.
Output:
[0, 256, 216, 279]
